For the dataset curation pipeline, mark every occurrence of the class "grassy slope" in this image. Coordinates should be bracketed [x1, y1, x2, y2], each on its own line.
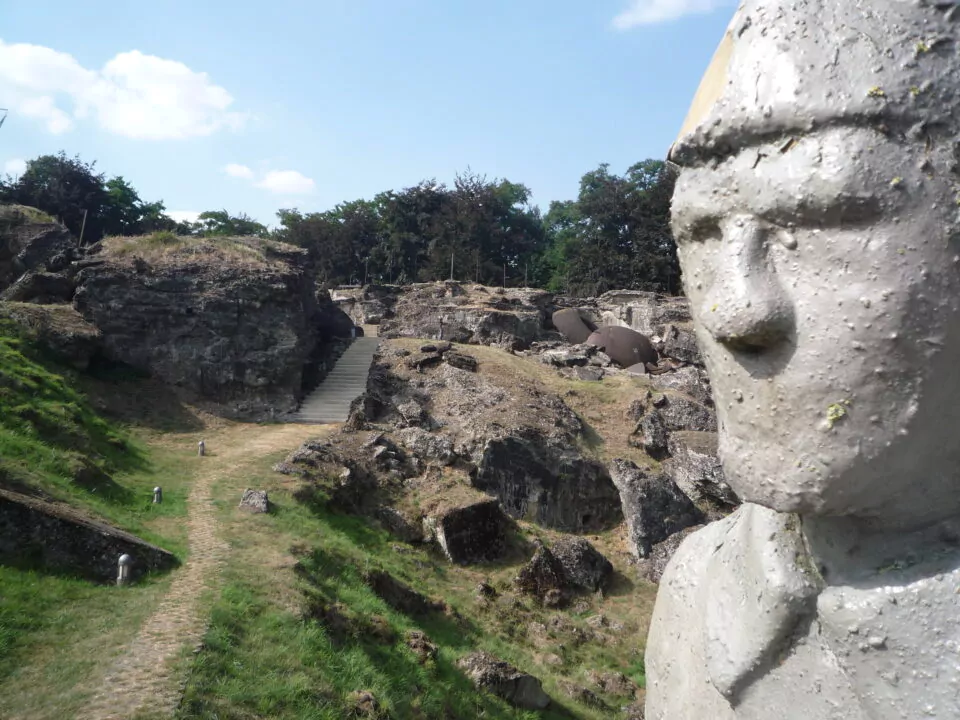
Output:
[0, 320, 196, 714]
[179, 345, 657, 720]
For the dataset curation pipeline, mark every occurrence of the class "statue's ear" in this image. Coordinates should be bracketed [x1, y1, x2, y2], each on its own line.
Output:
[704, 505, 822, 703]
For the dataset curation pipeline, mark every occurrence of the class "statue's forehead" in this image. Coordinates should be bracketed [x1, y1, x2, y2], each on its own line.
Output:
[673, 129, 876, 208]
[669, 0, 960, 166]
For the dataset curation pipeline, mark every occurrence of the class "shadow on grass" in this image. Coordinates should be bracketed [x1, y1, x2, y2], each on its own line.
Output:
[604, 570, 636, 599]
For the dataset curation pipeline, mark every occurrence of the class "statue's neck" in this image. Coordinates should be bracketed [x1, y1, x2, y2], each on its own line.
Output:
[801, 512, 960, 585]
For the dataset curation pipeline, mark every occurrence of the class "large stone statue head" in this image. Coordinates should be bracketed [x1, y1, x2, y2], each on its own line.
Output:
[670, 0, 960, 528]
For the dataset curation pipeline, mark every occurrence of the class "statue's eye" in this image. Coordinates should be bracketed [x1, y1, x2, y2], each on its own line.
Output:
[683, 216, 722, 243]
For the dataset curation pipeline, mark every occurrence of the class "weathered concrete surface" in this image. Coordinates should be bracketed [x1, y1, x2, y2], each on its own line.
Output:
[647, 1, 960, 718]
[0, 487, 177, 583]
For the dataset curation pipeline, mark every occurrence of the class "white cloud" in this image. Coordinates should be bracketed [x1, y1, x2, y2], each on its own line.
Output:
[167, 210, 201, 224]
[255, 170, 315, 195]
[612, 0, 730, 28]
[223, 163, 254, 180]
[3, 158, 27, 177]
[0, 40, 245, 139]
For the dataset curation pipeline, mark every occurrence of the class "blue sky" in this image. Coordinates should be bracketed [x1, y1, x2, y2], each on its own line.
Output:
[1, 0, 734, 226]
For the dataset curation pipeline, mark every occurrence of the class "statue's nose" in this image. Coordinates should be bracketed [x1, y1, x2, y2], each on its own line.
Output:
[699, 215, 794, 351]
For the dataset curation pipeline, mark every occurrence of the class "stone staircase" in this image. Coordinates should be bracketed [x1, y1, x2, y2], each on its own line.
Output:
[292, 336, 380, 424]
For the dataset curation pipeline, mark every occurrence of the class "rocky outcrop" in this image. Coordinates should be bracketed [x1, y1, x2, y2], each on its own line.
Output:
[356, 344, 622, 533]
[609, 459, 703, 558]
[594, 291, 692, 338]
[424, 498, 509, 565]
[457, 652, 550, 710]
[0, 487, 177, 583]
[638, 524, 702, 584]
[1, 271, 76, 304]
[73, 238, 354, 419]
[239, 489, 269, 513]
[378, 282, 555, 350]
[330, 284, 397, 325]
[665, 431, 738, 509]
[515, 543, 569, 607]
[473, 433, 620, 532]
[0, 208, 80, 293]
[550, 536, 613, 592]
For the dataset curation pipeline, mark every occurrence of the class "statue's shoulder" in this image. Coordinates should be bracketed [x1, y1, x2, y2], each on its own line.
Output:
[646, 505, 866, 720]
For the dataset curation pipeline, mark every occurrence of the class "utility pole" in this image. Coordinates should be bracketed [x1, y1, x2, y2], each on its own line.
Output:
[450, 252, 454, 281]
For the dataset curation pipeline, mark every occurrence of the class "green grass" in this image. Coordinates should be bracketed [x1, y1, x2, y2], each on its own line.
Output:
[0, 319, 194, 546]
[0, 568, 172, 716]
[179, 451, 651, 719]
[0, 319, 197, 715]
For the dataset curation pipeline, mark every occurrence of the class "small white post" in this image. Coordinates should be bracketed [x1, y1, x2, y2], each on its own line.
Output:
[198, 439, 205, 457]
[117, 554, 133, 586]
[153, 486, 162, 504]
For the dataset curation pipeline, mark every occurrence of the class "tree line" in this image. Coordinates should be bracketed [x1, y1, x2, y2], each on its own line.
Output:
[0, 152, 680, 295]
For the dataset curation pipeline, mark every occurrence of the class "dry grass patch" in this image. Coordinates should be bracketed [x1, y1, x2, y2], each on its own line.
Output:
[101, 234, 301, 270]
[389, 338, 657, 469]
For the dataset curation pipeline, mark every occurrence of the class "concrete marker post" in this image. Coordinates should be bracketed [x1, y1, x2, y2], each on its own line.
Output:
[117, 554, 133, 586]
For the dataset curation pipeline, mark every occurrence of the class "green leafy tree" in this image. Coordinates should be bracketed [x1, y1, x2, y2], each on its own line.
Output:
[0, 152, 110, 241]
[195, 210, 268, 238]
[543, 160, 679, 295]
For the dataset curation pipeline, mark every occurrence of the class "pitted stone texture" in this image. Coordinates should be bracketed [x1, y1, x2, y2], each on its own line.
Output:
[515, 543, 569, 606]
[550, 536, 613, 592]
[647, 366, 713, 406]
[610, 459, 703, 559]
[647, 2, 960, 715]
[238, 489, 269, 513]
[659, 323, 702, 365]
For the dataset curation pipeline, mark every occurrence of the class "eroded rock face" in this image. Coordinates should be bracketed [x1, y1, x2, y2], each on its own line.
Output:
[73, 240, 352, 419]
[457, 651, 550, 710]
[666, 431, 738, 509]
[550, 536, 613, 592]
[595, 291, 692, 337]
[331, 284, 396, 325]
[427, 499, 508, 565]
[609, 458, 703, 558]
[473, 434, 620, 532]
[637, 524, 702, 584]
[0, 214, 79, 293]
[515, 543, 569, 607]
[378, 282, 554, 350]
[358, 346, 622, 533]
